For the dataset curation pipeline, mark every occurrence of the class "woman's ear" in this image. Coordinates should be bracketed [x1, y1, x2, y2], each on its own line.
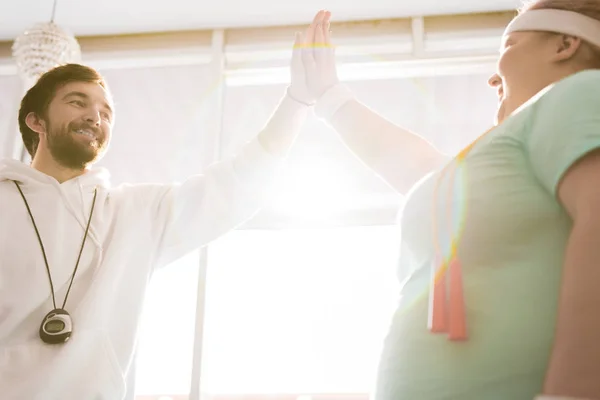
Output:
[552, 34, 583, 62]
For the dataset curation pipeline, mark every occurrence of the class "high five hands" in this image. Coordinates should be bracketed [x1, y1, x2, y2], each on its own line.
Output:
[289, 10, 340, 106]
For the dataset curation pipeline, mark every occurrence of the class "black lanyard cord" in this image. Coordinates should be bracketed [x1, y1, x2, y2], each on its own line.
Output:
[13, 180, 97, 310]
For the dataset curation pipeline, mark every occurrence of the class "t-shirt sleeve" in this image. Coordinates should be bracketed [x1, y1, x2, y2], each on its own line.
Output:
[526, 71, 600, 195]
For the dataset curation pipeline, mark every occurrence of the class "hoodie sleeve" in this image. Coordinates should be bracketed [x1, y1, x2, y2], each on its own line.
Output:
[149, 92, 310, 268]
[153, 137, 283, 267]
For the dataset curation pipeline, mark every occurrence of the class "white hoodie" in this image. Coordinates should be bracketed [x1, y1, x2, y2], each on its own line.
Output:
[0, 125, 288, 399]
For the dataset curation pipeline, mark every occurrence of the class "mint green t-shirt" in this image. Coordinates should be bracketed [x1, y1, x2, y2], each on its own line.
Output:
[376, 70, 600, 400]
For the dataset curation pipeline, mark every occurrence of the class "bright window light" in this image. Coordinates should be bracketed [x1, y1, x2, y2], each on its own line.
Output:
[200, 226, 400, 396]
[133, 226, 400, 398]
[134, 250, 200, 396]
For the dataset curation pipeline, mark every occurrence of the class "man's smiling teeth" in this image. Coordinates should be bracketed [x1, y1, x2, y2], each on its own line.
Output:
[75, 129, 94, 138]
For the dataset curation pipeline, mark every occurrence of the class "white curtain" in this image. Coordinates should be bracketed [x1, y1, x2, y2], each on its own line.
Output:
[97, 64, 220, 183]
[220, 73, 496, 229]
[0, 75, 24, 160]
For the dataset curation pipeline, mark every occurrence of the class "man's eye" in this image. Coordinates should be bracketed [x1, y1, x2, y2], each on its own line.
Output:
[70, 100, 84, 107]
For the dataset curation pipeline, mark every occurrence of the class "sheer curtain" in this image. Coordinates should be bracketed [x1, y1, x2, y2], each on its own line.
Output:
[97, 64, 220, 183]
[344, 74, 497, 155]
[0, 75, 24, 160]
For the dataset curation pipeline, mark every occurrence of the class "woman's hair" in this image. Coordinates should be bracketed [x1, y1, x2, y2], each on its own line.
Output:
[519, 0, 600, 66]
[520, 0, 600, 20]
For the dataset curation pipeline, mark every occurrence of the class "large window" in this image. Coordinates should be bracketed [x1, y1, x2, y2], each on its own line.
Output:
[201, 226, 401, 396]
[134, 250, 201, 396]
[130, 71, 497, 399]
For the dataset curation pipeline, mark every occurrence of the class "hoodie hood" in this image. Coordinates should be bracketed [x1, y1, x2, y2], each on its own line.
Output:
[0, 158, 111, 250]
[0, 158, 111, 189]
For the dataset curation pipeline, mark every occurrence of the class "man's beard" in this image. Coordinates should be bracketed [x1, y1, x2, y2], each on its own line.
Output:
[46, 121, 107, 170]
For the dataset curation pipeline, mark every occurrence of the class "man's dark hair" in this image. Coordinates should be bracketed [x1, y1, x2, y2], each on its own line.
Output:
[18, 63, 108, 158]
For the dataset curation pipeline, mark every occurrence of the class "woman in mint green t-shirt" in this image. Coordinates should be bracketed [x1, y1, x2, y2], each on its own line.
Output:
[291, 3, 600, 399]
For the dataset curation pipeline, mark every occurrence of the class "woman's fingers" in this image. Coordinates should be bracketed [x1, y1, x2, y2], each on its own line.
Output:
[314, 14, 326, 65]
[322, 12, 335, 65]
[323, 11, 332, 45]
[301, 10, 324, 71]
[292, 31, 303, 68]
[304, 10, 323, 47]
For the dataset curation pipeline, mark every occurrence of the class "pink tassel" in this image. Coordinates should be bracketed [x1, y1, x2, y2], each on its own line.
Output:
[429, 266, 448, 333]
[448, 258, 468, 341]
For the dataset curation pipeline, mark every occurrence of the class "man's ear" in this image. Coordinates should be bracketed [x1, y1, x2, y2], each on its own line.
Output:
[25, 112, 47, 135]
[552, 34, 583, 62]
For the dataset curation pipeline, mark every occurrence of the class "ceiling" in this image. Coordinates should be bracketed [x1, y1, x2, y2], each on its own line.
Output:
[1, 0, 522, 41]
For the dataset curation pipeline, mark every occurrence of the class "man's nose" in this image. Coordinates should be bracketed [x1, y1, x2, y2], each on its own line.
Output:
[84, 111, 101, 126]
